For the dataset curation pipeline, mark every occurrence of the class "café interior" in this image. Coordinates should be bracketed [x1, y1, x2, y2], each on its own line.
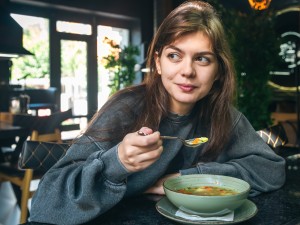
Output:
[0, 0, 299, 224]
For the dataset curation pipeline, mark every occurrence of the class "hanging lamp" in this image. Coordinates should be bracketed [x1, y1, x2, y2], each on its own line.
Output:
[248, 0, 272, 10]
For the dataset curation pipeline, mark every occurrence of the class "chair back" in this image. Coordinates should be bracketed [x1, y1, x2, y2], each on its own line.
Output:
[13, 108, 73, 135]
[0, 109, 71, 224]
[257, 123, 288, 150]
[18, 141, 70, 173]
[11, 128, 65, 224]
[31, 128, 62, 143]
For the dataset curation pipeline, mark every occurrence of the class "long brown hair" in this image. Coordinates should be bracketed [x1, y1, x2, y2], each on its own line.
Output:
[86, 1, 236, 161]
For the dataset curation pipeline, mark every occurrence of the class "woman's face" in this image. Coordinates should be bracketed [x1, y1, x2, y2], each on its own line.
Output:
[155, 31, 218, 115]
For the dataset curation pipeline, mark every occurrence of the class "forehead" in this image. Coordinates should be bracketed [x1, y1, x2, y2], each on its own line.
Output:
[167, 31, 213, 51]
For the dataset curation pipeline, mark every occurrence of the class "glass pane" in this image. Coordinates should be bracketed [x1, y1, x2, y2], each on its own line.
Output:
[10, 14, 50, 88]
[97, 25, 129, 108]
[61, 40, 87, 116]
[57, 21, 92, 35]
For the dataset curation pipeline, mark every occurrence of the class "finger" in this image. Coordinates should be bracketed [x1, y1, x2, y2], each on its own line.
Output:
[128, 145, 163, 165]
[138, 145, 163, 162]
[127, 142, 162, 159]
[134, 131, 161, 148]
[126, 146, 163, 171]
[137, 127, 153, 136]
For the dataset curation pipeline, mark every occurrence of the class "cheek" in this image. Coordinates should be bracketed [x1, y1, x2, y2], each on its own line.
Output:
[161, 69, 177, 82]
[160, 68, 176, 89]
[200, 68, 218, 84]
[160, 62, 178, 80]
[206, 75, 217, 86]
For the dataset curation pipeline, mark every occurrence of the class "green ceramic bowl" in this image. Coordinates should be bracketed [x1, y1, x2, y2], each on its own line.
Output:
[163, 174, 250, 216]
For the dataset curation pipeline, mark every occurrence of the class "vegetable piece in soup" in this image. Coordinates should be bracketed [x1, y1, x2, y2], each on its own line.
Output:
[176, 186, 237, 196]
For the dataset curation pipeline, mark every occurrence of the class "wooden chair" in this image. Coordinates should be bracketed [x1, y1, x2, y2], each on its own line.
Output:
[0, 128, 62, 224]
[0, 109, 72, 224]
[31, 128, 62, 143]
[257, 123, 288, 152]
[0, 112, 13, 124]
[271, 112, 298, 147]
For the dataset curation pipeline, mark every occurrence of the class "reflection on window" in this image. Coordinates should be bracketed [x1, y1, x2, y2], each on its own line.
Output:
[10, 14, 50, 88]
[56, 21, 92, 35]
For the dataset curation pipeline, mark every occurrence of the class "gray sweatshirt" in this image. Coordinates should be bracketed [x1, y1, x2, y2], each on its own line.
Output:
[30, 88, 286, 225]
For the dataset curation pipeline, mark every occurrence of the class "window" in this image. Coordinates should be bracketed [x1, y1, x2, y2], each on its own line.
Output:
[60, 40, 87, 115]
[97, 25, 129, 107]
[10, 14, 50, 89]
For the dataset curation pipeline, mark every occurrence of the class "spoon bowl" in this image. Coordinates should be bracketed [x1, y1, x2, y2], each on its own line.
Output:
[137, 131, 208, 148]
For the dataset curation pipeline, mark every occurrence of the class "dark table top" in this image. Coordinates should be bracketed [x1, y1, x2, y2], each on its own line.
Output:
[0, 121, 30, 162]
[0, 121, 29, 139]
[84, 147, 300, 225]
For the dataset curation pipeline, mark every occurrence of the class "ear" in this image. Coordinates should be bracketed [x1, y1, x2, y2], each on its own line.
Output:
[214, 67, 220, 81]
[154, 52, 161, 75]
[214, 75, 219, 82]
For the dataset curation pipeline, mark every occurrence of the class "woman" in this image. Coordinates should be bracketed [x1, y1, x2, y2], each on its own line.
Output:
[28, 1, 285, 224]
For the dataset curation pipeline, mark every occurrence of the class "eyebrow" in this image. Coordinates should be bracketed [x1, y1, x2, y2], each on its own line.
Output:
[165, 45, 216, 56]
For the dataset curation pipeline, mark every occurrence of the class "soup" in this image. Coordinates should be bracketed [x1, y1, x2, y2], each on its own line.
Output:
[176, 186, 238, 196]
[191, 137, 208, 144]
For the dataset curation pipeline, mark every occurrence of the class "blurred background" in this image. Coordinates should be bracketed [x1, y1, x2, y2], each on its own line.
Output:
[0, 0, 299, 224]
[0, 0, 299, 130]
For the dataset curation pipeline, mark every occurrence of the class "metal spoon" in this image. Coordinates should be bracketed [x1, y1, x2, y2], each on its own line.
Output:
[137, 131, 208, 148]
[160, 135, 208, 147]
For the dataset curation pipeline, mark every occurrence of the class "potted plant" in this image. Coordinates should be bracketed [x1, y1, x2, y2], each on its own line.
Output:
[102, 37, 140, 95]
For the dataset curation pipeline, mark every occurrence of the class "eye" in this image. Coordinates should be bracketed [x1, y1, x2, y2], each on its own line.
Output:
[195, 56, 210, 65]
[167, 53, 181, 62]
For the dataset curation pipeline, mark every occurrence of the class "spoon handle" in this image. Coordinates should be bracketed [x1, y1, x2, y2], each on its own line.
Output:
[160, 136, 181, 140]
[137, 131, 183, 141]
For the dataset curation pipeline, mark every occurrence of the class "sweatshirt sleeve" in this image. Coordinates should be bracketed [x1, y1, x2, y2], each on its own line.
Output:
[30, 94, 139, 225]
[30, 135, 130, 225]
[180, 112, 286, 197]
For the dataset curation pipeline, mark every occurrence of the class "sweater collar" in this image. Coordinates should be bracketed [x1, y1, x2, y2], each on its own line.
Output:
[167, 111, 194, 122]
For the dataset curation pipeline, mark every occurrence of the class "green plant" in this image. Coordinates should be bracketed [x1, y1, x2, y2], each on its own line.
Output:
[229, 11, 280, 129]
[207, 0, 281, 129]
[103, 37, 140, 95]
[12, 19, 50, 80]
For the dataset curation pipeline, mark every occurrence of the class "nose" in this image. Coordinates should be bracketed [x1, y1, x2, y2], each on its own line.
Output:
[180, 58, 195, 78]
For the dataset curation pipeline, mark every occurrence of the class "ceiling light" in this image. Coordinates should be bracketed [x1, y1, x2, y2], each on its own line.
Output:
[248, 0, 272, 10]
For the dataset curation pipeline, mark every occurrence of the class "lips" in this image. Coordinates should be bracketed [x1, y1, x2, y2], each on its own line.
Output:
[178, 84, 196, 92]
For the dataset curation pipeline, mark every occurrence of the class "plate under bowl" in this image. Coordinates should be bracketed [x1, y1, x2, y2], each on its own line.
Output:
[156, 197, 258, 225]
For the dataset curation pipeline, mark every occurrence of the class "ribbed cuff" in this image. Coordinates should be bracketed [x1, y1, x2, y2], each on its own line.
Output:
[180, 167, 199, 175]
